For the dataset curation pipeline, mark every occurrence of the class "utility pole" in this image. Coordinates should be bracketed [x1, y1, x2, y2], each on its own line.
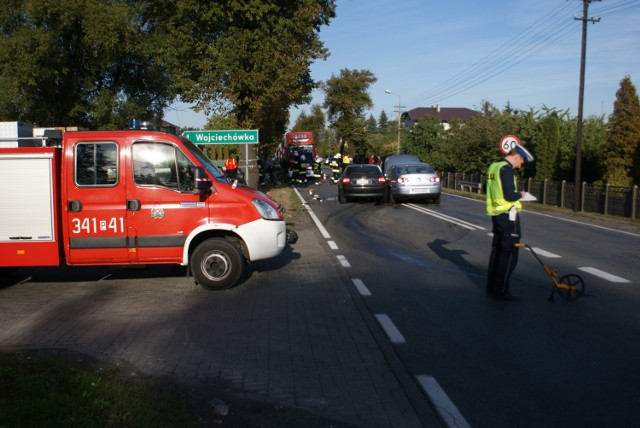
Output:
[573, 0, 600, 212]
[385, 89, 405, 154]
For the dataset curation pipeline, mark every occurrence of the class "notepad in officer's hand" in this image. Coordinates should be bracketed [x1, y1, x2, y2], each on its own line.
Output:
[521, 192, 537, 201]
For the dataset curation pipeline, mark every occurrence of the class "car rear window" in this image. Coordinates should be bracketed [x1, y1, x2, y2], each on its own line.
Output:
[405, 164, 435, 174]
[347, 165, 381, 175]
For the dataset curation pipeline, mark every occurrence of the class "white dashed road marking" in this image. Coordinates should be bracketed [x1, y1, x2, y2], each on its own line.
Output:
[578, 267, 630, 283]
[374, 314, 406, 344]
[336, 255, 351, 268]
[528, 247, 561, 258]
[351, 278, 371, 296]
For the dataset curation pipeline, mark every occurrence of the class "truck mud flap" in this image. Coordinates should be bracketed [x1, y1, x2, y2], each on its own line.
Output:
[286, 230, 298, 245]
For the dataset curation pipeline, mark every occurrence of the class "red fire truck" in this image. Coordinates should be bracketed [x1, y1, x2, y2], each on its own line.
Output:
[0, 130, 296, 290]
[284, 131, 314, 161]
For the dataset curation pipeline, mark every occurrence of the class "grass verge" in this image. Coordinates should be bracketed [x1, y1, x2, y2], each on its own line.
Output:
[0, 351, 199, 428]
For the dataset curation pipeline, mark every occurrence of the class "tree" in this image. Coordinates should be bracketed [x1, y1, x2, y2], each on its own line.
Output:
[161, 1, 336, 150]
[0, 0, 173, 129]
[580, 115, 607, 183]
[448, 101, 510, 174]
[366, 114, 377, 134]
[322, 68, 377, 157]
[378, 110, 390, 133]
[604, 75, 640, 186]
[404, 116, 452, 171]
[533, 112, 561, 180]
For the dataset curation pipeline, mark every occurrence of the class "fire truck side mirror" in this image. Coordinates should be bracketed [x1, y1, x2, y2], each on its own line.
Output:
[194, 167, 213, 194]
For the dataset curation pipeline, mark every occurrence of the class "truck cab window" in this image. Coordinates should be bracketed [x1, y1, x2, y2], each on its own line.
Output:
[75, 142, 118, 186]
[133, 142, 194, 192]
[176, 150, 196, 192]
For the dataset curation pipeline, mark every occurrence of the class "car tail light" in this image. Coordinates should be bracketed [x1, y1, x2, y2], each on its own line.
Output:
[431, 177, 441, 183]
[398, 177, 409, 183]
[341, 177, 351, 184]
[378, 176, 386, 184]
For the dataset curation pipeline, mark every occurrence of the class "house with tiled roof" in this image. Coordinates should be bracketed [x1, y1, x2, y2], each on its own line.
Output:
[403, 106, 480, 130]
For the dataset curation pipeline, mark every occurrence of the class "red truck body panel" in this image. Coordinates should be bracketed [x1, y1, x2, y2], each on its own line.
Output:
[1, 130, 287, 274]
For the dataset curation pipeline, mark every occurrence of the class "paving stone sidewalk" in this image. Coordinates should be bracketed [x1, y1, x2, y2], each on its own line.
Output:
[0, 209, 440, 427]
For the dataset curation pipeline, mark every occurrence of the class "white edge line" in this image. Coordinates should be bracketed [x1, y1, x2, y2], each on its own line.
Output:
[374, 314, 406, 344]
[292, 186, 331, 239]
[416, 375, 471, 428]
[351, 278, 371, 296]
[328, 240, 339, 250]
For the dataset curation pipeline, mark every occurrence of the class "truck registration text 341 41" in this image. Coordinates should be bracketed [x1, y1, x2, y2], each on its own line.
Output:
[71, 217, 125, 235]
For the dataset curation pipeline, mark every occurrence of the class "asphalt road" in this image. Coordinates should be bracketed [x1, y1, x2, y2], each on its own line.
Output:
[299, 179, 640, 428]
[2, 175, 639, 428]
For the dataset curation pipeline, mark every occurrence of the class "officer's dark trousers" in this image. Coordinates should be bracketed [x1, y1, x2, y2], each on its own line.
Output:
[486, 213, 521, 296]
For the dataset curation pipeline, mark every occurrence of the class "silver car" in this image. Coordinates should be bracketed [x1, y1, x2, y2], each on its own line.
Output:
[385, 162, 441, 204]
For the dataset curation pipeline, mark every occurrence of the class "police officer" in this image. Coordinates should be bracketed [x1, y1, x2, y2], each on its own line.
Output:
[485, 142, 534, 301]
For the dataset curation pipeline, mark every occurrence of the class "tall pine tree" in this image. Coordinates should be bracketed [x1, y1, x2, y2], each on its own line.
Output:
[604, 76, 640, 186]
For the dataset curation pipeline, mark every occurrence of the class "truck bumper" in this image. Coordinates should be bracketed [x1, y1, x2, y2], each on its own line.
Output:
[286, 229, 298, 245]
[235, 218, 287, 261]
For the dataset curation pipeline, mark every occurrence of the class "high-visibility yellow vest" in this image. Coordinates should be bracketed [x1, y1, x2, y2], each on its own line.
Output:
[486, 160, 521, 215]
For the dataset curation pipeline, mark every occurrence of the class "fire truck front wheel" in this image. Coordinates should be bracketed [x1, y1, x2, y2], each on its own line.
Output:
[192, 239, 244, 290]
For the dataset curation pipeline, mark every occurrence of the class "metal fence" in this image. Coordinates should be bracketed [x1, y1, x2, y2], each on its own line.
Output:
[441, 172, 640, 220]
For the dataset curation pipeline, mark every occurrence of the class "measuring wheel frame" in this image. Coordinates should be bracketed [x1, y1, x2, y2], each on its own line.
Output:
[551, 273, 585, 302]
[517, 243, 586, 303]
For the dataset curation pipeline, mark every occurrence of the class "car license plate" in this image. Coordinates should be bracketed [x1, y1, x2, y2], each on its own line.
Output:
[357, 178, 369, 185]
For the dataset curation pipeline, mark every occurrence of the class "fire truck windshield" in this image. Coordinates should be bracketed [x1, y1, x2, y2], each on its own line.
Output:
[181, 137, 227, 182]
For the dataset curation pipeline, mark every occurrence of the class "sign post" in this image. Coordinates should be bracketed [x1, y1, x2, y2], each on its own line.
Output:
[183, 130, 259, 187]
[182, 130, 259, 145]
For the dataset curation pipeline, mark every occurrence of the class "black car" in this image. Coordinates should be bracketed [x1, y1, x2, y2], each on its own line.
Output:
[338, 164, 386, 203]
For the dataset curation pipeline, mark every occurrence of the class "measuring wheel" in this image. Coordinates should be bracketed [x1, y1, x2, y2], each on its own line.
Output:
[556, 273, 585, 301]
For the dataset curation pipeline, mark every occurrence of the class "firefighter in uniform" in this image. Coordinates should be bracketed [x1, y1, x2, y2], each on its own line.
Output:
[342, 153, 350, 172]
[289, 154, 299, 185]
[312, 157, 323, 185]
[329, 154, 341, 184]
[224, 157, 238, 181]
[485, 142, 534, 301]
[298, 155, 309, 187]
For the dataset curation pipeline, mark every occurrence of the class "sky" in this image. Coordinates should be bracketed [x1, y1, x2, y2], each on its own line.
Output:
[163, 0, 640, 130]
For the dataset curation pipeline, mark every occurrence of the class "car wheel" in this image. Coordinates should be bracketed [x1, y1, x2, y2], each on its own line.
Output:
[432, 196, 440, 204]
[338, 190, 347, 204]
[191, 238, 244, 290]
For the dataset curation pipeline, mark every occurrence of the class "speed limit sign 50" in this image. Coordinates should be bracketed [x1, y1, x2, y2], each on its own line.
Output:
[500, 135, 520, 155]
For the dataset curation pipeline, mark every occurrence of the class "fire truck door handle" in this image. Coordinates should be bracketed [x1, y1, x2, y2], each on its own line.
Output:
[68, 200, 82, 212]
[127, 199, 141, 211]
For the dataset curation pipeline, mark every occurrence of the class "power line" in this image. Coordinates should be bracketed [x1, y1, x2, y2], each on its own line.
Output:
[405, 0, 640, 111]
[406, 2, 575, 105]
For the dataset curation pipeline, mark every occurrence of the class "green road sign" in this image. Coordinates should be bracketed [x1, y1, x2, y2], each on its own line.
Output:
[182, 130, 259, 145]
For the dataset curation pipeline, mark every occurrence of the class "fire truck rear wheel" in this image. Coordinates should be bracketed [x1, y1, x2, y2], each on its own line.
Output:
[192, 239, 244, 290]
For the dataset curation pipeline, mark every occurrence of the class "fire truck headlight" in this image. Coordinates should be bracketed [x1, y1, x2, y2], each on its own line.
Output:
[253, 198, 282, 220]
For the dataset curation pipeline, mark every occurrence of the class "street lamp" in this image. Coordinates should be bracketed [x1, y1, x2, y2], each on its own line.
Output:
[385, 89, 404, 154]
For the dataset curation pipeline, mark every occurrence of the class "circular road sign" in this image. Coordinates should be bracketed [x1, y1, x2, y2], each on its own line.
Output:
[500, 135, 520, 155]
